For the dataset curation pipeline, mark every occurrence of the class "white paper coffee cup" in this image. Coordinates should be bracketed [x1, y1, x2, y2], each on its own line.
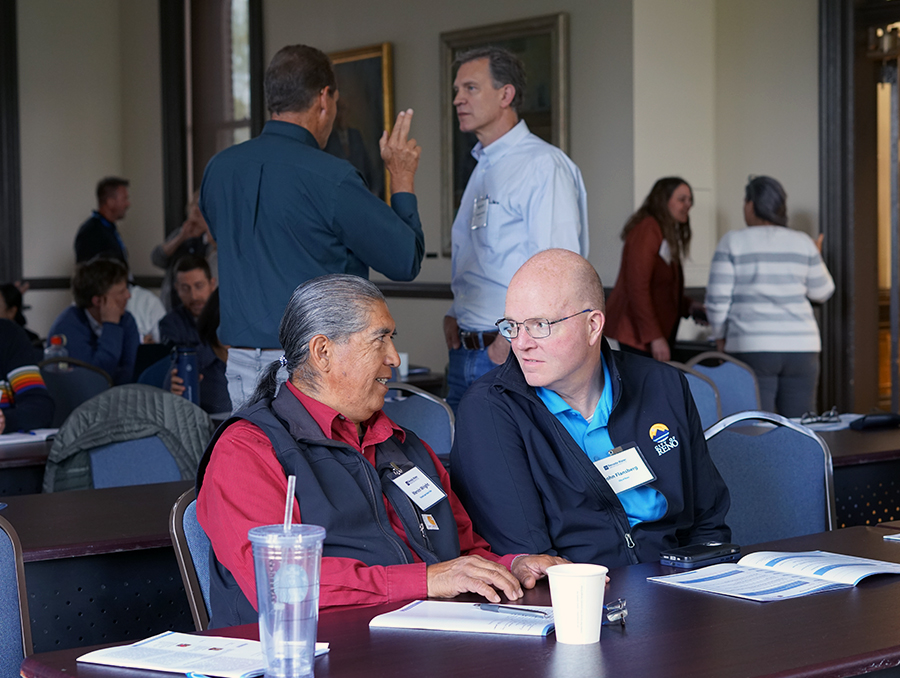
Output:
[547, 563, 609, 644]
[397, 352, 409, 379]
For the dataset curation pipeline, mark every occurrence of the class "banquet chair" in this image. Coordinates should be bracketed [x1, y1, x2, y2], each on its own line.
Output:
[686, 351, 761, 417]
[668, 361, 722, 429]
[704, 411, 835, 545]
[43, 384, 213, 492]
[39, 357, 112, 427]
[383, 382, 454, 470]
[0, 515, 31, 678]
[169, 487, 211, 631]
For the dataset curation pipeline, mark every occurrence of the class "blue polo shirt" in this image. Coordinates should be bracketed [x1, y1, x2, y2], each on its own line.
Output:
[536, 357, 666, 527]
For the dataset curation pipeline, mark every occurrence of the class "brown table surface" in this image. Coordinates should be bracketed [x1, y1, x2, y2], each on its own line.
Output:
[818, 427, 900, 467]
[21, 524, 900, 678]
[0, 436, 52, 469]
[2, 479, 192, 561]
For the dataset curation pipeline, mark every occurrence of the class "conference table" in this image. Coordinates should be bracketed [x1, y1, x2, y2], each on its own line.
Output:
[0, 434, 52, 495]
[818, 427, 900, 528]
[20, 525, 900, 678]
[4, 480, 195, 652]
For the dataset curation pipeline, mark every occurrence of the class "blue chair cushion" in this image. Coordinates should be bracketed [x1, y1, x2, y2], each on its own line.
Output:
[89, 436, 182, 489]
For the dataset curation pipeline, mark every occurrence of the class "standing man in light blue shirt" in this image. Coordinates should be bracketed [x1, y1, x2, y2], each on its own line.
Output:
[443, 46, 589, 412]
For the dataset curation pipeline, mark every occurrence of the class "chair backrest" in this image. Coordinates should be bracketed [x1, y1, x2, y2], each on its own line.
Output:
[169, 488, 211, 631]
[382, 383, 454, 469]
[686, 351, 761, 417]
[90, 436, 183, 489]
[704, 411, 835, 546]
[43, 384, 213, 492]
[137, 355, 174, 389]
[668, 361, 722, 429]
[0, 515, 32, 678]
[39, 357, 113, 428]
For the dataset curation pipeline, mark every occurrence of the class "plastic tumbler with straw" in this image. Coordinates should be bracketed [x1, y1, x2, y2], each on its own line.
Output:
[248, 475, 326, 678]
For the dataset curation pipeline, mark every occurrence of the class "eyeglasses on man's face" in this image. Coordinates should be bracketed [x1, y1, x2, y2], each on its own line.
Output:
[495, 309, 593, 340]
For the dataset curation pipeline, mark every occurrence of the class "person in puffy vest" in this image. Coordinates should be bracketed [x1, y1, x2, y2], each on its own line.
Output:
[196, 273, 564, 628]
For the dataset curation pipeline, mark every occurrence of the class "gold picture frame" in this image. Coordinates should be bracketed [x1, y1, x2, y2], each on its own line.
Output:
[327, 43, 394, 201]
[439, 14, 569, 255]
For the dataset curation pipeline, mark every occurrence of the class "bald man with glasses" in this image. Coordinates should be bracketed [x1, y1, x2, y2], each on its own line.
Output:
[451, 249, 731, 569]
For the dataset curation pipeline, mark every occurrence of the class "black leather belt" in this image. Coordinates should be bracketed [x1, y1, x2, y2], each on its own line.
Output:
[459, 330, 499, 351]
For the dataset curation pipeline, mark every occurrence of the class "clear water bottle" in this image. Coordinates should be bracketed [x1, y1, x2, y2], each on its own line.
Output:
[44, 335, 70, 372]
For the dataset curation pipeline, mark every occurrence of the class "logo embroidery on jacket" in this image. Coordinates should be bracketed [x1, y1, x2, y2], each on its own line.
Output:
[649, 423, 679, 455]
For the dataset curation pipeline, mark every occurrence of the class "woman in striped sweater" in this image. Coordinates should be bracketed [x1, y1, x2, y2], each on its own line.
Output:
[705, 176, 834, 417]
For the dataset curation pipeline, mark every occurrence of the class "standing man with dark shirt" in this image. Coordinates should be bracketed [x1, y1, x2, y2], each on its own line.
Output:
[200, 44, 425, 411]
[74, 177, 131, 265]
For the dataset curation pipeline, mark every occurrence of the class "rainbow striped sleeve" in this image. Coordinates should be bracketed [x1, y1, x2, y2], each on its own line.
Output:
[7, 365, 47, 398]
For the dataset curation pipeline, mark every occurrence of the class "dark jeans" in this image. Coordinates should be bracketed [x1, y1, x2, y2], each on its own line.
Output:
[730, 351, 820, 418]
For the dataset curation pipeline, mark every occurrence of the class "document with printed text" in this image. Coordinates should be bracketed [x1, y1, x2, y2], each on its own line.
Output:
[648, 550, 900, 602]
[369, 600, 555, 636]
[77, 631, 329, 678]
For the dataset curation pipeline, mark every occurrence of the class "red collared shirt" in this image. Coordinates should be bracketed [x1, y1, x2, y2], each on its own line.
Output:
[197, 382, 513, 609]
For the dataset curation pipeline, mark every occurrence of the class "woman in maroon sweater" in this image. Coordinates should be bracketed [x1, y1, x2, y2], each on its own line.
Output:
[605, 176, 701, 361]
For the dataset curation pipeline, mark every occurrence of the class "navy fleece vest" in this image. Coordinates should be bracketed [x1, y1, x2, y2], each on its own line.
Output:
[196, 390, 461, 628]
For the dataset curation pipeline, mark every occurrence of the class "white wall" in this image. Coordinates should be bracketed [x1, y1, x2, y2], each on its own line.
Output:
[715, 0, 819, 240]
[16, 0, 162, 336]
[633, 0, 716, 289]
[264, 0, 635, 371]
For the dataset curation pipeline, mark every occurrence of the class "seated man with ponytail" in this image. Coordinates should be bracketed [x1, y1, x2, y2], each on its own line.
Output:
[196, 274, 564, 627]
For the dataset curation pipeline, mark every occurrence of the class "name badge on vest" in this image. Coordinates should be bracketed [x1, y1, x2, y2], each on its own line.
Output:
[391, 466, 447, 510]
[593, 443, 656, 494]
[470, 195, 490, 230]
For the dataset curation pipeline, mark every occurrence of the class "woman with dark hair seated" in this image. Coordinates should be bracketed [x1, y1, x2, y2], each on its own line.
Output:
[605, 176, 705, 361]
[705, 175, 835, 417]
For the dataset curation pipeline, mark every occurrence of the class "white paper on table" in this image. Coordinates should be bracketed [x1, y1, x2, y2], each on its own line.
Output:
[0, 428, 57, 445]
[649, 550, 900, 602]
[370, 600, 555, 636]
[77, 631, 329, 678]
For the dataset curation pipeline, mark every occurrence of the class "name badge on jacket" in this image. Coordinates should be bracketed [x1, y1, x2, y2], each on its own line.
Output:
[391, 466, 447, 510]
[594, 443, 656, 494]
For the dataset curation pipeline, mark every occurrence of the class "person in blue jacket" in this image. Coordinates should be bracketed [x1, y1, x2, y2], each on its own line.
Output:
[451, 249, 731, 568]
[49, 258, 139, 385]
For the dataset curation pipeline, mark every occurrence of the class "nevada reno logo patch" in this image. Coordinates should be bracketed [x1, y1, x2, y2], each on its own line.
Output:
[649, 423, 679, 455]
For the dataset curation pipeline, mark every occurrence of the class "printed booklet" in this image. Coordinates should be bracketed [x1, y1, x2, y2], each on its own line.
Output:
[648, 550, 900, 602]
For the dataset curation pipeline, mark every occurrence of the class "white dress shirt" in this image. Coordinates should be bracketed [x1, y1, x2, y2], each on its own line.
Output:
[449, 120, 589, 331]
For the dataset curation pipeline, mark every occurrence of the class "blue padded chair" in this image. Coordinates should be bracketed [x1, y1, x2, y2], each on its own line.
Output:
[138, 355, 174, 389]
[382, 382, 454, 470]
[0, 515, 31, 678]
[668, 361, 722, 429]
[169, 488, 211, 631]
[704, 411, 835, 546]
[90, 436, 183, 489]
[43, 384, 213, 492]
[39, 356, 113, 428]
[686, 351, 761, 417]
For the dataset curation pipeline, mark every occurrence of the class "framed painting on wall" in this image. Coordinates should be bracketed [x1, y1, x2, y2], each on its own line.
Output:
[327, 43, 393, 201]
[439, 13, 569, 255]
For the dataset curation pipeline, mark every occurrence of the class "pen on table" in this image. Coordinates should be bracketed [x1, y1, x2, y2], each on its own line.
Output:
[0, 503, 6, 511]
[476, 603, 549, 618]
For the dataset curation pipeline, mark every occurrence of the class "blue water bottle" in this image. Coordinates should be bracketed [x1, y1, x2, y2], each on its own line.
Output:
[176, 347, 200, 406]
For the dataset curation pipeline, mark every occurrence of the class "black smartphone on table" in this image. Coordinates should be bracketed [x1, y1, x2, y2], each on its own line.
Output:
[660, 542, 741, 569]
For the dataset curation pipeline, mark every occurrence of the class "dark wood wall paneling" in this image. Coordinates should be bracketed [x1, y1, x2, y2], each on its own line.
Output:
[0, 0, 22, 283]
